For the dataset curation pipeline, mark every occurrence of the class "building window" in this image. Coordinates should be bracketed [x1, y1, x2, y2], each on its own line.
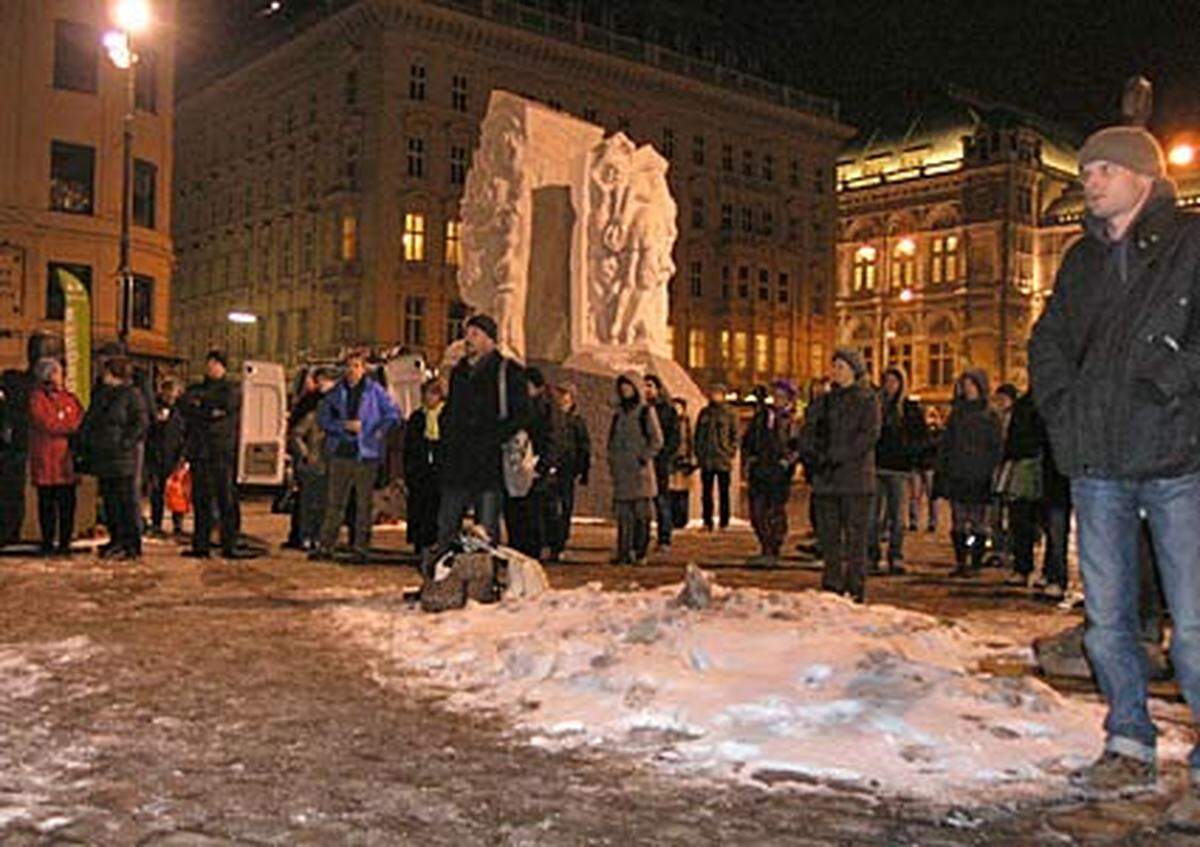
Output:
[692, 134, 705, 166]
[777, 272, 789, 304]
[762, 153, 774, 182]
[931, 235, 960, 283]
[720, 265, 731, 300]
[720, 203, 733, 232]
[450, 145, 467, 185]
[789, 157, 800, 187]
[446, 300, 468, 342]
[853, 245, 878, 292]
[691, 196, 705, 230]
[344, 68, 358, 107]
[737, 266, 750, 299]
[894, 342, 914, 385]
[275, 310, 289, 355]
[774, 337, 789, 374]
[689, 261, 702, 297]
[891, 238, 916, 289]
[53, 20, 98, 93]
[341, 213, 357, 261]
[861, 346, 876, 380]
[403, 295, 426, 345]
[687, 328, 706, 368]
[761, 209, 774, 236]
[45, 262, 92, 320]
[451, 74, 468, 111]
[928, 341, 955, 385]
[280, 230, 293, 277]
[301, 224, 315, 273]
[734, 331, 749, 371]
[720, 329, 731, 364]
[444, 218, 462, 266]
[409, 63, 426, 100]
[407, 137, 425, 177]
[49, 141, 95, 215]
[133, 159, 157, 229]
[810, 342, 826, 378]
[338, 301, 355, 343]
[742, 149, 754, 178]
[661, 127, 675, 160]
[740, 206, 753, 233]
[134, 48, 158, 112]
[753, 333, 769, 374]
[813, 165, 826, 195]
[758, 268, 770, 301]
[403, 212, 426, 262]
[721, 143, 733, 173]
[295, 308, 310, 350]
[130, 274, 153, 329]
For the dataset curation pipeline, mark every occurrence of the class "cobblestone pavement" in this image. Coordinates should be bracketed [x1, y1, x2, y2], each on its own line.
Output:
[0, 494, 1196, 846]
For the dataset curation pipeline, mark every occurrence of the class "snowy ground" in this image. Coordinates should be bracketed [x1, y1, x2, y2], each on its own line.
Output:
[334, 577, 1188, 807]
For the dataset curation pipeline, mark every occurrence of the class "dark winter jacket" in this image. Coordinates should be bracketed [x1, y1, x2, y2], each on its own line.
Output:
[694, 401, 738, 472]
[402, 404, 444, 491]
[608, 374, 664, 501]
[181, 376, 241, 462]
[800, 380, 881, 496]
[318, 376, 400, 462]
[560, 406, 591, 485]
[146, 399, 185, 477]
[648, 396, 680, 490]
[875, 368, 928, 474]
[1003, 392, 1044, 462]
[1030, 181, 1200, 480]
[441, 351, 530, 493]
[936, 370, 1003, 504]
[80, 382, 148, 478]
[742, 402, 801, 499]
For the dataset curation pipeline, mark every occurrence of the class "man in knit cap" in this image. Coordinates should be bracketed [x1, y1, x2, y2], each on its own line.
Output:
[1030, 125, 1200, 825]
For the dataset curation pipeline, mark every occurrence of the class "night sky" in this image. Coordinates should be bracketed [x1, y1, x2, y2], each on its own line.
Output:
[177, 1, 1200, 141]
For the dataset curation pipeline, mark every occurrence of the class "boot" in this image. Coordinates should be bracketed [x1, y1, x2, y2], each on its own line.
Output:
[950, 531, 968, 576]
[968, 533, 985, 573]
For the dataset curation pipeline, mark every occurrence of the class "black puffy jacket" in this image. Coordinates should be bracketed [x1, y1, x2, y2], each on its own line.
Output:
[80, 383, 147, 478]
[1030, 182, 1200, 480]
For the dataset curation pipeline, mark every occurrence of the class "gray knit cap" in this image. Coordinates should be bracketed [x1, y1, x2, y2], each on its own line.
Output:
[833, 347, 867, 380]
[1079, 126, 1166, 178]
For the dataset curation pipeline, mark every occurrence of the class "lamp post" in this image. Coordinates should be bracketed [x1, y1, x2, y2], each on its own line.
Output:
[103, 0, 151, 352]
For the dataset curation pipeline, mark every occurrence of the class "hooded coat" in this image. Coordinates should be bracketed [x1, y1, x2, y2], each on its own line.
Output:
[875, 367, 928, 473]
[1030, 180, 1200, 480]
[607, 374, 664, 501]
[936, 370, 1003, 504]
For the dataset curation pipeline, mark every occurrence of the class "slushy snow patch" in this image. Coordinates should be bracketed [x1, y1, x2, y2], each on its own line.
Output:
[333, 582, 1177, 803]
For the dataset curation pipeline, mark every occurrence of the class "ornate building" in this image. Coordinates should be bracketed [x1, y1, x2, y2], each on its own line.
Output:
[0, 0, 177, 373]
[835, 91, 1081, 403]
[171, 0, 852, 387]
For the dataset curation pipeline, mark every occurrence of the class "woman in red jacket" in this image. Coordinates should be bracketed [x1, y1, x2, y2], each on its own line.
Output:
[28, 357, 84, 555]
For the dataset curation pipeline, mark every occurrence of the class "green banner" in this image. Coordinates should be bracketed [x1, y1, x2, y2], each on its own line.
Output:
[57, 267, 91, 408]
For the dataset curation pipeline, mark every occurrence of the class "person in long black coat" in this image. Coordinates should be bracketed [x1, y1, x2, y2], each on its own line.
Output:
[146, 377, 186, 537]
[81, 357, 148, 560]
[402, 378, 445, 555]
[180, 350, 243, 559]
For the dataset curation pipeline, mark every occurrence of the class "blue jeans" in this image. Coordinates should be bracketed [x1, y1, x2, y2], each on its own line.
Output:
[437, 485, 503, 548]
[868, 471, 906, 564]
[1073, 471, 1200, 772]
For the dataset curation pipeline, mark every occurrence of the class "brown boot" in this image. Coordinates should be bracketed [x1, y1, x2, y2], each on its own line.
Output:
[1165, 786, 1200, 832]
[1069, 751, 1156, 796]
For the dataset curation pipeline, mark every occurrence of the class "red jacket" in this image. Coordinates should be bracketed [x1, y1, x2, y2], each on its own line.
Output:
[29, 385, 84, 486]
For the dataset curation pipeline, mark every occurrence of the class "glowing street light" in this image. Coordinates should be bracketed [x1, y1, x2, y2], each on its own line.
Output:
[895, 237, 916, 256]
[1169, 143, 1195, 168]
[113, 0, 152, 33]
[898, 287, 914, 303]
[228, 311, 259, 325]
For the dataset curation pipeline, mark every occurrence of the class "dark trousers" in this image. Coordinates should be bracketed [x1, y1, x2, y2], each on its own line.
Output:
[701, 468, 731, 529]
[192, 455, 239, 555]
[615, 498, 651, 563]
[100, 475, 140, 555]
[653, 490, 673, 545]
[815, 493, 872, 601]
[319, 456, 377, 553]
[437, 486, 503, 548]
[1010, 500, 1040, 576]
[750, 489, 789, 556]
[505, 489, 546, 558]
[546, 479, 576, 555]
[1042, 502, 1071, 588]
[298, 465, 328, 546]
[36, 484, 76, 551]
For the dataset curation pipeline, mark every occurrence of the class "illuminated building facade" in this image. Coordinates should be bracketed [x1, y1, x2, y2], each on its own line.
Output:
[171, 0, 853, 387]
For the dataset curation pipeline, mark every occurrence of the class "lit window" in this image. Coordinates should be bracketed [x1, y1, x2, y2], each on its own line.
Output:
[891, 237, 916, 288]
[720, 329, 731, 364]
[931, 235, 960, 283]
[853, 244, 878, 291]
[49, 141, 95, 215]
[687, 328, 706, 368]
[734, 331, 748, 371]
[403, 213, 426, 262]
[444, 219, 462, 266]
[341, 214, 357, 261]
[929, 341, 955, 386]
[754, 333, 769, 374]
[774, 337, 789, 374]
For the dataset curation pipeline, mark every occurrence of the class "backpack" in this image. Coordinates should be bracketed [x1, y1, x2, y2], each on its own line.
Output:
[498, 359, 537, 497]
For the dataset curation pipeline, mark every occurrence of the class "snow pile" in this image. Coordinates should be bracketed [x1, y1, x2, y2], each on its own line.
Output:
[334, 581, 1163, 803]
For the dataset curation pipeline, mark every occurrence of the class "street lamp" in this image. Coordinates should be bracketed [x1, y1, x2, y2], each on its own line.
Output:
[103, 0, 151, 352]
[1169, 143, 1195, 168]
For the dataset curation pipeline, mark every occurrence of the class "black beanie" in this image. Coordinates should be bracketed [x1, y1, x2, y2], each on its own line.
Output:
[466, 314, 499, 342]
[206, 349, 228, 368]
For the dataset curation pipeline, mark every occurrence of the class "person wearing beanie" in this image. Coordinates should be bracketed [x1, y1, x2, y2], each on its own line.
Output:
[1030, 118, 1200, 814]
[694, 383, 738, 531]
[437, 312, 530, 549]
[869, 366, 928, 575]
[799, 352, 880, 601]
[833, 347, 867, 382]
[741, 378, 802, 565]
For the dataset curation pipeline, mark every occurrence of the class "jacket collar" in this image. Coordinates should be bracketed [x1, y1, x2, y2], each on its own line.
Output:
[1084, 178, 1179, 252]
